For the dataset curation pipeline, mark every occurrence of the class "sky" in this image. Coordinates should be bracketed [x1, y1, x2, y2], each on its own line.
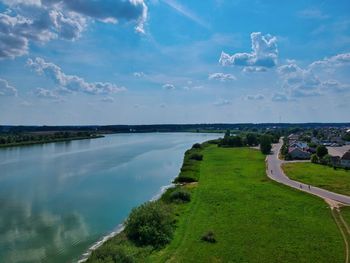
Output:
[0, 0, 349, 125]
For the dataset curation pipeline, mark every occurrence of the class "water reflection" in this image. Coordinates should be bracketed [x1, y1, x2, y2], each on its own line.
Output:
[0, 198, 89, 263]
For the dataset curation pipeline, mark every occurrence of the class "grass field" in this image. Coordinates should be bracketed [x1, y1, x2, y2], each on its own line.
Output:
[88, 145, 345, 263]
[282, 162, 350, 196]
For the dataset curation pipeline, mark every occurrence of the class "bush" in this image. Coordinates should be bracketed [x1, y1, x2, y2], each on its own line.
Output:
[189, 153, 203, 161]
[125, 202, 174, 248]
[174, 175, 197, 183]
[192, 143, 202, 149]
[201, 231, 216, 243]
[88, 245, 135, 263]
[169, 189, 191, 203]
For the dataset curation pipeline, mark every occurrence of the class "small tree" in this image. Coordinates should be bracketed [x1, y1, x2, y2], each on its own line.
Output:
[246, 133, 258, 146]
[260, 135, 272, 154]
[316, 145, 328, 158]
[311, 154, 318, 163]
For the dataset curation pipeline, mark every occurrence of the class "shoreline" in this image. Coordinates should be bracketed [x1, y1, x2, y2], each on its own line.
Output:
[0, 135, 104, 148]
[77, 183, 175, 263]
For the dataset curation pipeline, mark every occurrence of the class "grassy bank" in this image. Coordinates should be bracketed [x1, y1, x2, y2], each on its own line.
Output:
[87, 144, 344, 263]
[282, 162, 350, 196]
[0, 135, 104, 148]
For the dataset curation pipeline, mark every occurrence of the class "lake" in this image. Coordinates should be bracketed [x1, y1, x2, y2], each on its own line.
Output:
[0, 133, 220, 263]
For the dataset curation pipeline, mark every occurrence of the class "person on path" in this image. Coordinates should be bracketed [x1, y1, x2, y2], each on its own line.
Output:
[308, 185, 311, 190]
[300, 184, 302, 189]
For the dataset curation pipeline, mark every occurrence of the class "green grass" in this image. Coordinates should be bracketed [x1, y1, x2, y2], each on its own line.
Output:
[340, 206, 350, 229]
[283, 162, 350, 196]
[88, 145, 344, 263]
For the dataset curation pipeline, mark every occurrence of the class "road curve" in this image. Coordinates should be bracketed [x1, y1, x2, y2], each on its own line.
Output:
[266, 139, 350, 205]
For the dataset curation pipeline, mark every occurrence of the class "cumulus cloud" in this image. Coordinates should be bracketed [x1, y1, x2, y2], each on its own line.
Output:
[27, 57, 126, 95]
[0, 78, 18, 96]
[219, 32, 278, 71]
[276, 55, 350, 100]
[0, 0, 148, 59]
[208, 72, 236, 82]
[277, 63, 322, 98]
[309, 53, 350, 68]
[162, 83, 175, 90]
[246, 94, 264, 101]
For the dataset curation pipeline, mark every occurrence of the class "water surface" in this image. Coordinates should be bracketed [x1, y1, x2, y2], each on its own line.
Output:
[0, 133, 219, 263]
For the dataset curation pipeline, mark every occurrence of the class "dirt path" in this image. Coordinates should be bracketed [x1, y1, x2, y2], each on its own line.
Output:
[330, 205, 349, 263]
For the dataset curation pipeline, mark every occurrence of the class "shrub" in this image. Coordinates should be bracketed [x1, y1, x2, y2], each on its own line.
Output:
[88, 245, 135, 263]
[124, 202, 174, 248]
[192, 143, 202, 149]
[201, 231, 216, 243]
[189, 153, 203, 161]
[169, 189, 191, 203]
[174, 175, 197, 183]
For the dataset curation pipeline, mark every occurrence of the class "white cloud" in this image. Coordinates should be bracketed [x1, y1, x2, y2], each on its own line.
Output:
[243, 66, 267, 73]
[271, 92, 290, 102]
[0, 0, 148, 58]
[162, 83, 175, 90]
[0, 78, 18, 96]
[276, 55, 350, 100]
[162, 0, 209, 29]
[208, 72, 236, 82]
[309, 53, 350, 68]
[27, 57, 126, 95]
[298, 8, 329, 19]
[133, 72, 145, 77]
[246, 94, 264, 101]
[219, 32, 278, 70]
[100, 96, 115, 103]
[33, 87, 60, 99]
[213, 99, 232, 106]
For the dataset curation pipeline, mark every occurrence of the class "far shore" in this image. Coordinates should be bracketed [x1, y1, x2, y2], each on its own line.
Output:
[0, 135, 104, 149]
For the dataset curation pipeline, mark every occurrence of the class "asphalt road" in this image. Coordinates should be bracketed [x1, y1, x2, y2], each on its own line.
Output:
[267, 139, 350, 205]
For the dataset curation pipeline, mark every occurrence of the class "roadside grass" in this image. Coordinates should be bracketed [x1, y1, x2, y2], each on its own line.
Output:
[149, 146, 343, 263]
[282, 162, 350, 196]
[88, 145, 344, 263]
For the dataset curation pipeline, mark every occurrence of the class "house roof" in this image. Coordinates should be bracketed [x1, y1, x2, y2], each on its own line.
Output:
[342, 151, 350, 161]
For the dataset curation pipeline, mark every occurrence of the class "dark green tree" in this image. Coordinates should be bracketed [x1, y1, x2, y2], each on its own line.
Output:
[260, 135, 272, 154]
[246, 133, 258, 146]
[316, 145, 328, 158]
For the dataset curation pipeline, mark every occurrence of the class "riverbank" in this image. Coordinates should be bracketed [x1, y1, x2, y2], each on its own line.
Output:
[86, 141, 344, 263]
[0, 135, 104, 148]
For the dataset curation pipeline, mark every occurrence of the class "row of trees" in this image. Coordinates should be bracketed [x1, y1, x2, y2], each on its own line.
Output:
[219, 130, 272, 154]
[0, 131, 97, 145]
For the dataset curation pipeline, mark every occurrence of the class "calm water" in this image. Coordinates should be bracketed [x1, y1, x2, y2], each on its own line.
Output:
[0, 133, 219, 263]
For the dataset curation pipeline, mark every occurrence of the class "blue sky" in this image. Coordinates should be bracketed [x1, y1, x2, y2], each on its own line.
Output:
[0, 0, 349, 125]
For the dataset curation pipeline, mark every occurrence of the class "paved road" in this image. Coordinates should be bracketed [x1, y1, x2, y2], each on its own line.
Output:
[267, 139, 350, 205]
